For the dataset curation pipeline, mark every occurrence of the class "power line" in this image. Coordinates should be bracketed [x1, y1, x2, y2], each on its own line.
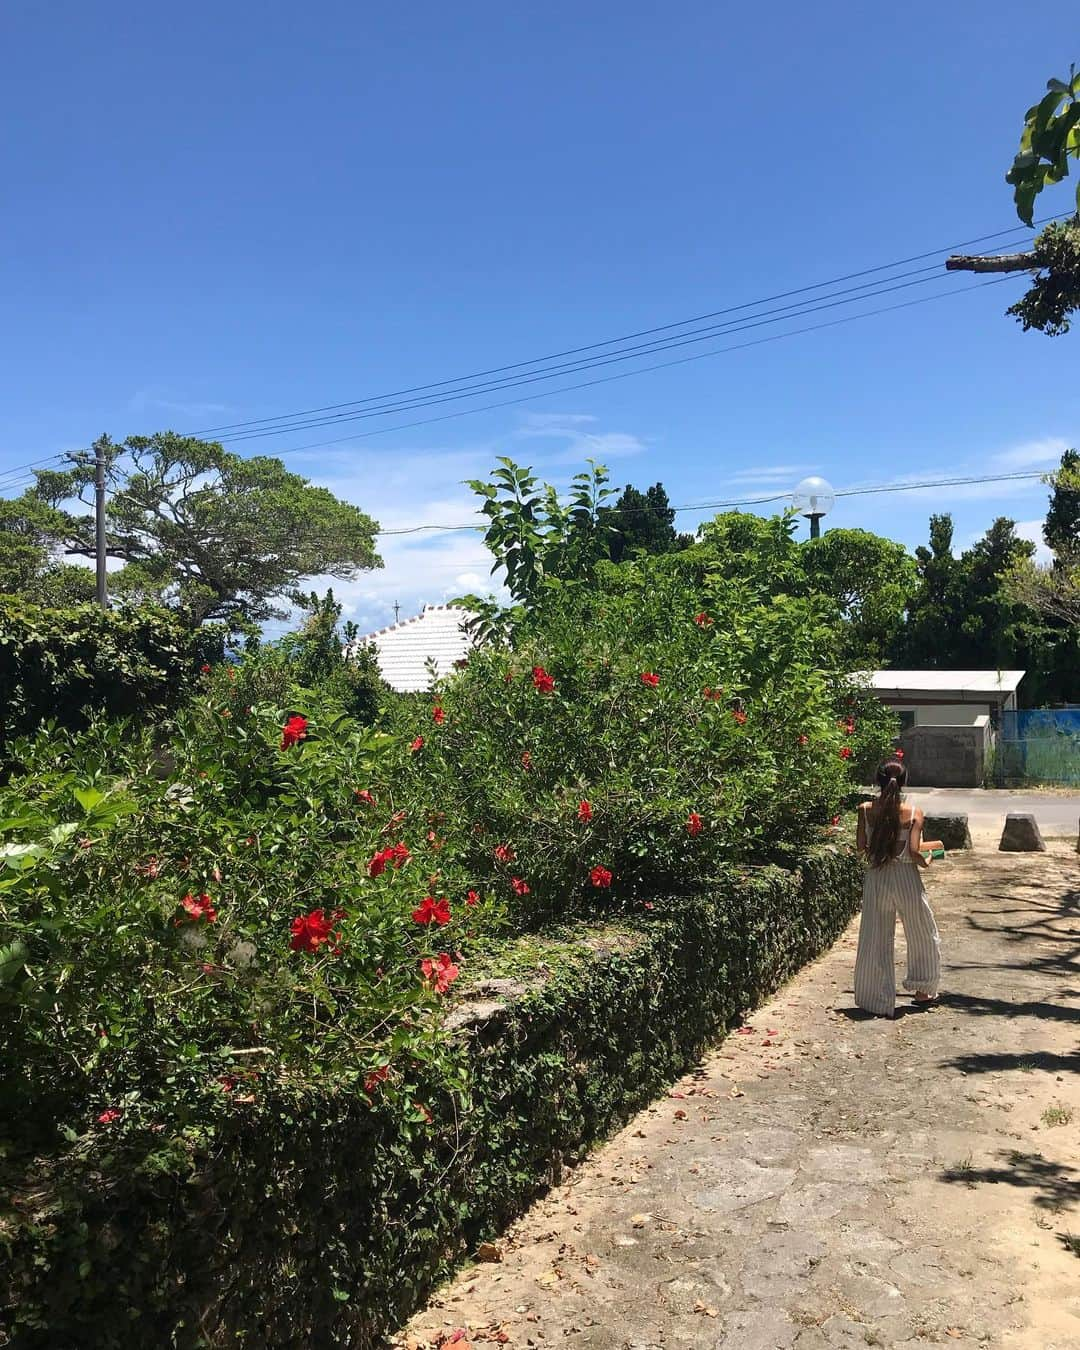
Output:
[258, 273, 1027, 460]
[0, 214, 1057, 489]
[185, 215, 1063, 441]
[102, 469, 1049, 549]
[213, 264, 956, 446]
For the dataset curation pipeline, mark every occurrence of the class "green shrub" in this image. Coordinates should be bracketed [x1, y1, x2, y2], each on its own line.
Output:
[0, 540, 887, 1346]
[0, 847, 860, 1350]
[0, 600, 219, 748]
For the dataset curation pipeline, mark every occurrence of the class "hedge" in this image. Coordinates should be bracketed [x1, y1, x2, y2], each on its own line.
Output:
[0, 844, 860, 1350]
[0, 599, 220, 747]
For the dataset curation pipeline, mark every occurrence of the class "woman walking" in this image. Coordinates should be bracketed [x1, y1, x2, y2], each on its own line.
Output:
[853, 760, 941, 1018]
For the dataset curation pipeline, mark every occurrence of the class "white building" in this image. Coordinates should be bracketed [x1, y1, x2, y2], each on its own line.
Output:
[348, 604, 474, 693]
[867, 669, 1026, 787]
[867, 669, 1025, 730]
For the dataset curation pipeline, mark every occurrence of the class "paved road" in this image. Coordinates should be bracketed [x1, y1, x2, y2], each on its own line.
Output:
[904, 787, 1079, 840]
[404, 846, 1080, 1350]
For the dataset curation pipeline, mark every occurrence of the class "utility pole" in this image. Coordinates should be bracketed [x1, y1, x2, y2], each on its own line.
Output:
[393, 600, 401, 623]
[94, 436, 108, 607]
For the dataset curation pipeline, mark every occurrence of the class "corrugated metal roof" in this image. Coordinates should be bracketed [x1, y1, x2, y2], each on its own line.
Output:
[867, 669, 1025, 697]
[348, 604, 474, 693]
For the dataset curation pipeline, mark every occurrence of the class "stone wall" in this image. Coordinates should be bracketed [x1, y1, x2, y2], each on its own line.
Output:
[899, 716, 991, 787]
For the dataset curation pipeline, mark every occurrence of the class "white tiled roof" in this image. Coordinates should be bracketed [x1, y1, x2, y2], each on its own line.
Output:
[348, 604, 475, 693]
[867, 670, 1026, 698]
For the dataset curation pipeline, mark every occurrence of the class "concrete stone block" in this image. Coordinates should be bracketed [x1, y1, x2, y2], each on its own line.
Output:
[998, 813, 1047, 852]
[923, 814, 972, 850]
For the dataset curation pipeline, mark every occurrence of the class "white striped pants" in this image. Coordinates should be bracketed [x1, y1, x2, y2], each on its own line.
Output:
[853, 859, 941, 1018]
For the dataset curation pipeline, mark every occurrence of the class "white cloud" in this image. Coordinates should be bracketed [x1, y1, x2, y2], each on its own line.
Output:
[728, 463, 813, 484]
[515, 412, 599, 436]
[129, 388, 232, 421]
[1014, 519, 1053, 567]
[513, 411, 646, 465]
[989, 436, 1072, 471]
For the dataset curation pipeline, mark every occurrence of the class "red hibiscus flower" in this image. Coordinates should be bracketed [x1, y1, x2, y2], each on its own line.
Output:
[199, 663, 211, 674]
[640, 671, 660, 687]
[96, 1108, 122, 1125]
[732, 709, 747, 726]
[520, 750, 532, 770]
[369, 842, 411, 876]
[466, 889, 480, 907]
[289, 908, 341, 953]
[589, 865, 613, 888]
[181, 892, 217, 923]
[494, 843, 516, 863]
[844, 717, 856, 735]
[577, 800, 593, 823]
[532, 666, 555, 694]
[693, 612, 714, 627]
[432, 705, 445, 725]
[798, 734, 809, 747]
[831, 814, 841, 826]
[364, 1065, 390, 1094]
[839, 747, 853, 760]
[687, 812, 703, 837]
[510, 876, 530, 895]
[409, 735, 424, 753]
[217, 1074, 238, 1092]
[354, 788, 376, 807]
[895, 748, 905, 760]
[420, 952, 460, 994]
[280, 715, 307, 749]
[412, 896, 452, 926]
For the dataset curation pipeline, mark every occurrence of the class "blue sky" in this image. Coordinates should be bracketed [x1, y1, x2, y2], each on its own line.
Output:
[2, 3, 1077, 632]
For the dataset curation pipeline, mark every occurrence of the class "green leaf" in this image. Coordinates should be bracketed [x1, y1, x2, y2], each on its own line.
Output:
[0, 940, 29, 984]
[73, 786, 104, 814]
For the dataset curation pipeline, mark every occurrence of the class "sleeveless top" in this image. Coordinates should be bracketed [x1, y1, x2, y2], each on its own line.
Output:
[866, 806, 917, 865]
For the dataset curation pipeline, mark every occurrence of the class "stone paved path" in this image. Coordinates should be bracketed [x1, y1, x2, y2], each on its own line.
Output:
[401, 845, 1080, 1350]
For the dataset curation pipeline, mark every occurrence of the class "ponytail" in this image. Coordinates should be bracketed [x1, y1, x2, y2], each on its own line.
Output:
[867, 760, 907, 867]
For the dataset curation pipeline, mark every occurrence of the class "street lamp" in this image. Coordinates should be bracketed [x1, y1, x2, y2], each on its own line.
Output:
[793, 475, 835, 539]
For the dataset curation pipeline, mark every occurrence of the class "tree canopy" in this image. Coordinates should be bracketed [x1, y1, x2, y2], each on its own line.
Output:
[16, 433, 381, 627]
[599, 482, 689, 562]
[800, 528, 916, 664]
[947, 64, 1080, 335]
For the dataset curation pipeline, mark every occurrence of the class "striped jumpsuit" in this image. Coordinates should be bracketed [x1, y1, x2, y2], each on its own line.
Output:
[853, 812, 941, 1018]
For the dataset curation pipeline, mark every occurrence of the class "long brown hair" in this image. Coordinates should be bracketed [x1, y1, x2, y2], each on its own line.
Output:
[867, 760, 908, 867]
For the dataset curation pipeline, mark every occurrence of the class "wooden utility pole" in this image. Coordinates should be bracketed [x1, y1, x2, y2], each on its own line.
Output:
[94, 437, 108, 607]
[945, 250, 1038, 274]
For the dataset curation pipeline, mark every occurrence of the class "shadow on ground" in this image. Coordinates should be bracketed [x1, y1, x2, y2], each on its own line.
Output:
[941, 1148, 1080, 1212]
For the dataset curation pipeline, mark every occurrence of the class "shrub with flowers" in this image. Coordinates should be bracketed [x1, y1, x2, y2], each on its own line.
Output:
[0, 499, 893, 1347]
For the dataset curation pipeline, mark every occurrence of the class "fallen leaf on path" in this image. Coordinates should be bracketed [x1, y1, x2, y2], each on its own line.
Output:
[729, 1087, 745, 1098]
[693, 1301, 719, 1317]
[476, 1242, 502, 1263]
[673, 1109, 687, 1120]
[630, 1212, 652, 1228]
[736, 1026, 754, 1035]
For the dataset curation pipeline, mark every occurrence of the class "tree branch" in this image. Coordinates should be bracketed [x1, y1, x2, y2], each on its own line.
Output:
[945, 250, 1039, 273]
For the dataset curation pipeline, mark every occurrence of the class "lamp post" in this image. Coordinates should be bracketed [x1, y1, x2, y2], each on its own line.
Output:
[793, 475, 835, 539]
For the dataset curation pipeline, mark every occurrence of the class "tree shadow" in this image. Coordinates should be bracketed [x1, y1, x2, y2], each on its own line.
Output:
[940, 1148, 1080, 1212]
[942, 1049, 1080, 1075]
[961, 887, 1080, 984]
[938, 991, 1080, 1025]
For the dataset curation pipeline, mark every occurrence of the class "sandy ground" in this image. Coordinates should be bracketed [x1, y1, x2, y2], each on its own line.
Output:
[400, 844, 1080, 1350]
